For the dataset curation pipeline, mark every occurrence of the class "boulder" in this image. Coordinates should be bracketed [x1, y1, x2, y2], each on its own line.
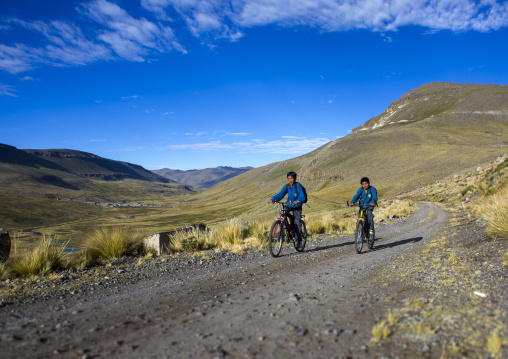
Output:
[0, 228, 11, 262]
[143, 232, 172, 256]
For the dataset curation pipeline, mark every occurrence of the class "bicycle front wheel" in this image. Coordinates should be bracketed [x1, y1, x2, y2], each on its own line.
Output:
[355, 220, 364, 254]
[368, 228, 375, 249]
[269, 220, 284, 257]
[294, 221, 307, 252]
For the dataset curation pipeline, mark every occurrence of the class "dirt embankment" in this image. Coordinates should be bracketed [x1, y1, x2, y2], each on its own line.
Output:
[0, 202, 506, 358]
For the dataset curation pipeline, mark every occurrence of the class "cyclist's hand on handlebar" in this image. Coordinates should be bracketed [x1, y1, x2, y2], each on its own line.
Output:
[268, 199, 274, 204]
[369, 203, 376, 206]
[349, 202, 354, 207]
[292, 201, 299, 205]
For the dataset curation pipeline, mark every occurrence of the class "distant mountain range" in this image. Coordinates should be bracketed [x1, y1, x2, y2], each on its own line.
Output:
[0, 143, 193, 202]
[153, 166, 254, 189]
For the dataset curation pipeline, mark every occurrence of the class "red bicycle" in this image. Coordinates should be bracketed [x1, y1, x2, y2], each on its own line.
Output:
[268, 201, 307, 257]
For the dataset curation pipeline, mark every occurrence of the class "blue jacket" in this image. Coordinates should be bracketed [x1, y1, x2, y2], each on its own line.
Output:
[351, 186, 378, 208]
[272, 183, 305, 209]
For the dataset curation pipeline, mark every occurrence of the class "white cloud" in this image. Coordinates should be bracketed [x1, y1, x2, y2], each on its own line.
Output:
[83, 0, 186, 60]
[1, 0, 507, 75]
[0, 83, 17, 97]
[165, 136, 330, 154]
[226, 132, 252, 136]
[20, 76, 35, 81]
[141, 0, 508, 37]
[89, 139, 107, 142]
[121, 95, 144, 99]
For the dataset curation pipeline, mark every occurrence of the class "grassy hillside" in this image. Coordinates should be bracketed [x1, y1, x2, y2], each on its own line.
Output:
[191, 82, 508, 219]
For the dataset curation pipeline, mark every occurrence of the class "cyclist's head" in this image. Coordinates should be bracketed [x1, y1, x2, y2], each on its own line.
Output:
[287, 171, 297, 180]
[360, 177, 370, 185]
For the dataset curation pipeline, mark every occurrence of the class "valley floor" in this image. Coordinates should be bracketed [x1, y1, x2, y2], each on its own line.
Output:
[0, 203, 506, 358]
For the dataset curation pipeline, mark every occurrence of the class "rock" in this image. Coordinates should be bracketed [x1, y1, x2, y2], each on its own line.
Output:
[0, 228, 10, 262]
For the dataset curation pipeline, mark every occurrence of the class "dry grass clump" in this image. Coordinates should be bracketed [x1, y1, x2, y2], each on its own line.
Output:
[378, 200, 415, 221]
[0, 262, 11, 280]
[9, 235, 67, 276]
[307, 213, 355, 235]
[169, 219, 270, 254]
[478, 185, 508, 239]
[372, 320, 392, 339]
[80, 226, 143, 261]
[169, 226, 215, 252]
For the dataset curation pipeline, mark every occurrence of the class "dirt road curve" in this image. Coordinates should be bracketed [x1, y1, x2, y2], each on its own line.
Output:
[0, 203, 448, 358]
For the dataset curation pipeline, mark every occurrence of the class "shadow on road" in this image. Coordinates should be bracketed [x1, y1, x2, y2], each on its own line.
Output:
[369, 236, 423, 252]
[304, 240, 355, 253]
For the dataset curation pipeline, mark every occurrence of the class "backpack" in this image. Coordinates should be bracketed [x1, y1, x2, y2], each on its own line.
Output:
[294, 182, 308, 204]
[361, 186, 377, 206]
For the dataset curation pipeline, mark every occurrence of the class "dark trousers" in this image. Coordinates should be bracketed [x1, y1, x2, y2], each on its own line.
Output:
[361, 207, 374, 232]
[288, 208, 302, 241]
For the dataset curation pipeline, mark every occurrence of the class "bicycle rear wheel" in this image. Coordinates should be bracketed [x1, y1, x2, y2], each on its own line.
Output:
[294, 221, 307, 252]
[355, 220, 364, 254]
[269, 220, 284, 257]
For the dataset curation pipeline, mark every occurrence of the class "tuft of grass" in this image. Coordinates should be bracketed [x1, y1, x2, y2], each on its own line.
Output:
[0, 262, 11, 280]
[372, 320, 392, 339]
[479, 185, 508, 239]
[487, 329, 502, 355]
[80, 226, 143, 261]
[387, 309, 400, 325]
[378, 200, 415, 221]
[10, 235, 67, 276]
[307, 213, 354, 235]
[169, 226, 214, 253]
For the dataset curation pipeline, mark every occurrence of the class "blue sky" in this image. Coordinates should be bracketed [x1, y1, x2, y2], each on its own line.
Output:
[1, 0, 507, 170]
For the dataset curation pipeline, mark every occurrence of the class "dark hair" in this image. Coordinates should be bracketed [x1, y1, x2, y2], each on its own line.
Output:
[287, 171, 297, 179]
[360, 177, 370, 184]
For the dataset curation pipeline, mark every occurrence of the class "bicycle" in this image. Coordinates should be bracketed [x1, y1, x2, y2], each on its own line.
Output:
[268, 201, 307, 257]
[348, 201, 375, 254]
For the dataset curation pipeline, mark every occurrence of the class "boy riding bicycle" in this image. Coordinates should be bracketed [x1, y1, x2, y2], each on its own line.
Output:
[268, 171, 305, 246]
[349, 177, 378, 237]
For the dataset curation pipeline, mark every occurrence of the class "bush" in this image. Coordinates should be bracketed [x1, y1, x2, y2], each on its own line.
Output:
[480, 185, 508, 239]
[378, 200, 415, 221]
[81, 226, 143, 261]
[10, 235, 67, 276]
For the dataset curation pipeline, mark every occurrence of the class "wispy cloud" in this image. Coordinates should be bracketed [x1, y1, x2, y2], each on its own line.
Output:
[121, 95, 144, 99]
[226, 132, 252, 136]
[165, 136, 331, 154]
[89, 139, 107, 142]
[1, 0, 507, 75]
[143, 0, 508, 35]
[82, 0, 185, 60]
[0, 83, 17, 97]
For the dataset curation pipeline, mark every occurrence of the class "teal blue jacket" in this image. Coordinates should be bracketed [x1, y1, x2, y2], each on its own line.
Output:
[351, 186, 378, 208]
[272, 183, 305, 209]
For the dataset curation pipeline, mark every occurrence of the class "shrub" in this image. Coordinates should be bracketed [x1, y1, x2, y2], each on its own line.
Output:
[81, 226, 143, 261]
[10, 235, 67, 276]
[378, 200, 415, 221]
[480, 185, 508, 239]
[169, 226, 214, 253]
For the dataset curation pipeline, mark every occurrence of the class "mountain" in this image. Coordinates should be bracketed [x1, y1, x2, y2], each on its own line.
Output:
[153, 166, 254, 189]
[21, 147, 171, 182]
[193, 82, 508, 214]
[0, 144, 195, 228]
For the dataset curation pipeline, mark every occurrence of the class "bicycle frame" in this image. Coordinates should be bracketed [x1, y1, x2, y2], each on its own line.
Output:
[275, 203, 294, 242]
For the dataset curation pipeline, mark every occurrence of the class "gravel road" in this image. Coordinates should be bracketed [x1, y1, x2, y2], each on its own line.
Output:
[0, 202, 449, 358]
